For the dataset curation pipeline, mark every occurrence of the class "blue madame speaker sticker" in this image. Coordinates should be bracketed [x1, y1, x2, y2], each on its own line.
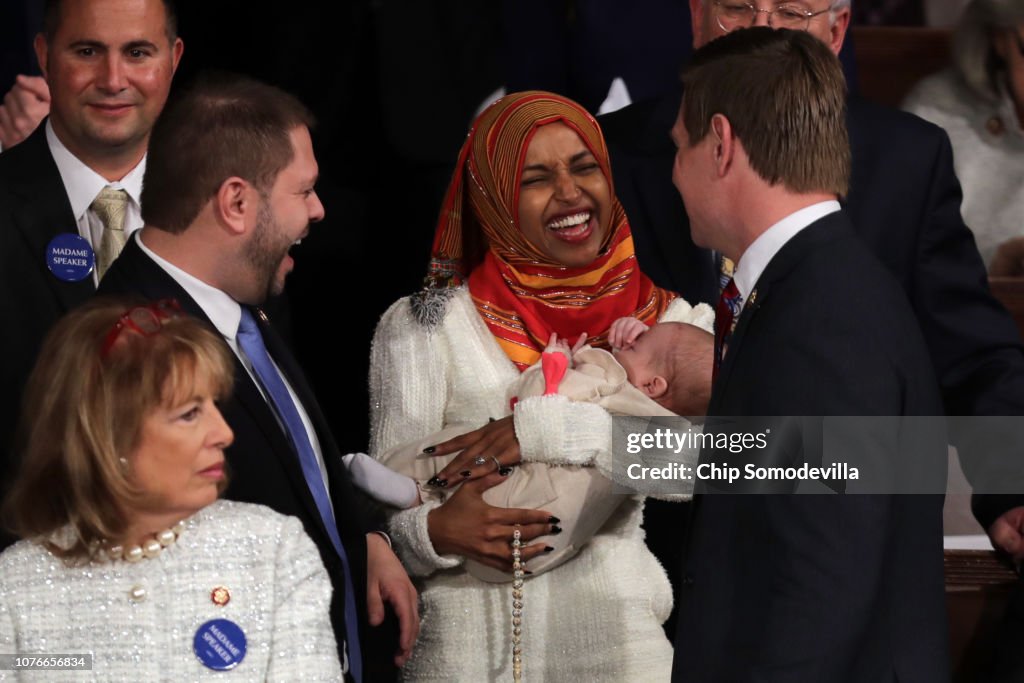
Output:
[194, 618, 247, 671]
[46, 233, 94, 282]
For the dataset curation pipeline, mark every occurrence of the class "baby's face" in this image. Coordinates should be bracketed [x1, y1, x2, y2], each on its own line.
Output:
[614, 324, 674, 388]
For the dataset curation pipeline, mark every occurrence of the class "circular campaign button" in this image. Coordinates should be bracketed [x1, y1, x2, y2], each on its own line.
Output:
[45, 233, 95, 282]
[194, 618, 247, 671]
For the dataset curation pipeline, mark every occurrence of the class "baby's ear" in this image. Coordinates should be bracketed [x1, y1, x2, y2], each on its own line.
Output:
[642, 376, 669, 400]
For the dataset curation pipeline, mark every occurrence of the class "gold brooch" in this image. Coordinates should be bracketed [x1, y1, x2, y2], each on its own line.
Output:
[211, 586, 231, 606]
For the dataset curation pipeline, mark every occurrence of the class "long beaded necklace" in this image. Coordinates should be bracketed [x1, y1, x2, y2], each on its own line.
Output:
[511, 527, 524, 682]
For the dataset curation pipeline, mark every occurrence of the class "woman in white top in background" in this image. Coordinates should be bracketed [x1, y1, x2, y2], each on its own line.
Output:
[903, 0, 1024, 273]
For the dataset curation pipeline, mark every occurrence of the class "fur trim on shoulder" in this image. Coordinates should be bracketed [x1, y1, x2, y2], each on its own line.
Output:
[410, 287, 457, 328]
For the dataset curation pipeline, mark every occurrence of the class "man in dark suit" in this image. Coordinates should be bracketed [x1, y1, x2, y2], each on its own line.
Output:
[0, 0, 182, 481]
[667, 28, 948, 681]
[600, 0, 1024, 603]
[98, 74, 417, 682]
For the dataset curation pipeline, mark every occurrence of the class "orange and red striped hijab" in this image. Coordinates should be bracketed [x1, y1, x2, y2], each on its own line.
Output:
[426, 91, 676, 371]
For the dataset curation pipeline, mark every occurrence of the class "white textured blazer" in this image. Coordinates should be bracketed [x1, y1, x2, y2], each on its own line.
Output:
[0, 500, 342, 682]
[369, 286, 711, 682]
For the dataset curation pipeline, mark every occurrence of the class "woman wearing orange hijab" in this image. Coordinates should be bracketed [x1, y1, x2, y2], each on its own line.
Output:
[370, 91, 712, 680]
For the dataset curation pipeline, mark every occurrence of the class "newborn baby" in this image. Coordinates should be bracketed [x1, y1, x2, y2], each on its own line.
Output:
[366, 317, 713, 581]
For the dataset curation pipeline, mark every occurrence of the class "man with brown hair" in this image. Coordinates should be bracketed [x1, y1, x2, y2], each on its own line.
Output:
[602, 0, 1024, 573]
[670, 28, 948, 682]
[98, 74, 418, 682]
[0, 0, 182, 546]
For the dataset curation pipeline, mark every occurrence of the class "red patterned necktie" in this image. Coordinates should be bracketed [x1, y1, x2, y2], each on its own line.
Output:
[714, 278, 743, 381]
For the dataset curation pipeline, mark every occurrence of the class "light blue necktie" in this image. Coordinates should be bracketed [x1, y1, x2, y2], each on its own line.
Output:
[236, 307, 362, 682]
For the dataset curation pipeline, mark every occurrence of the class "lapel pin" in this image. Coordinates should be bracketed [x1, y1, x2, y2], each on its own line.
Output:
[210, 586, 231, 606]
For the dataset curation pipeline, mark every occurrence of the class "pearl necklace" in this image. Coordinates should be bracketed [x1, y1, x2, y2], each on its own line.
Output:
[106, 520, 187, 563]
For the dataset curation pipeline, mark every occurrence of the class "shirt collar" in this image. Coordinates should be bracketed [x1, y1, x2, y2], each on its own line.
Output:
[134, 231, 243, 342]
[45, 119, 146, 220]
[733, 200, 841, 301]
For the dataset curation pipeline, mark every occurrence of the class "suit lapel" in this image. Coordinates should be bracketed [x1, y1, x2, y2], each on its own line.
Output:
[104, 241, 334, 544]
[257, 313, 345, 476]
[709, 212, 851, 409]
[4, 127, 94, 311]
[247, 308, 344, 547]
[709, 287, 764, 410]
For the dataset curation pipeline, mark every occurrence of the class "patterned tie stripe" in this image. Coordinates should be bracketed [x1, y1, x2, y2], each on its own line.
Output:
[91, 186, 129, 279]
[713, 278, 743, 381]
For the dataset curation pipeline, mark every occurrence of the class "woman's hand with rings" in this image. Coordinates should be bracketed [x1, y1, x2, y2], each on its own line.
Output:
[423, 415, 520, 487]
[426, 470, 560, 571]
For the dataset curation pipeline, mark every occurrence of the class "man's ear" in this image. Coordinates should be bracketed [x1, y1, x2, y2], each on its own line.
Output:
[828, 8, 851, 55]
[171, 37, 184, 74]
[710, 113, 735, 177]
[33, 34, 48, 80]
[213, 177, 256, 236]
[641, 375, 669, 400]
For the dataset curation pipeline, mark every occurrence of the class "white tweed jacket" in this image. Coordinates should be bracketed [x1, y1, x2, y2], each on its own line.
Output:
[903, 69, 1024, 268]
[0, 500, 342, 682]
[369, 287, 711, 682]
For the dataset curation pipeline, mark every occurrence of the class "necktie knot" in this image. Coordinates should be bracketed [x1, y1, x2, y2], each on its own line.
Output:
[237, 307, 260, 341]
[91, 186, 130, 279]
[90, 186, 129, 229]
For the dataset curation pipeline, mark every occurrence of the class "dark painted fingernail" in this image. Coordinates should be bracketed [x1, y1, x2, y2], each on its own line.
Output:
[547, 516, 561, 524]
[488, 417, 496, 423]
[422, 446, 436, 454]
[544, 546, 554, 553]
[426, 476, 441, 487]
[499, 466, 513, 476]
[459, 470, 471, 478]
[524, 570, 534, 575]
[437, 478, 449, 488]
[550, 525, 563, 534]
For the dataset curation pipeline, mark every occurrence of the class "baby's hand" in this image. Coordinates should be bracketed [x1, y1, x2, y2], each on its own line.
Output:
[609, 317, 647, 350]
[545, 332, 572, 357]
[545, 332, 588, 358]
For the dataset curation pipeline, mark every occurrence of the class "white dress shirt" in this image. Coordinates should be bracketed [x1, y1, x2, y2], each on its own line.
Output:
[135, 232, 333, 499]
[733, 200, 841, 309]
[45, 121, 145, 286]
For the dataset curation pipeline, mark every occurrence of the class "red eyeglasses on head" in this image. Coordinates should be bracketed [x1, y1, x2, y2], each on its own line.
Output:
[100, 299, 183, 358]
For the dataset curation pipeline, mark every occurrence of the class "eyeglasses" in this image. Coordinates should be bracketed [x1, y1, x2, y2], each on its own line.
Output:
[101, 299, 183, 357]
[712, 0, 834, 33]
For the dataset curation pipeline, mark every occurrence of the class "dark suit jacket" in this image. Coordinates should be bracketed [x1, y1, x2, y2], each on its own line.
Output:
[0, 127, 93, 530]
[601, 93, 1024, 526]
[97, 237, 375, 671]
[672, 213, 949, 682]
